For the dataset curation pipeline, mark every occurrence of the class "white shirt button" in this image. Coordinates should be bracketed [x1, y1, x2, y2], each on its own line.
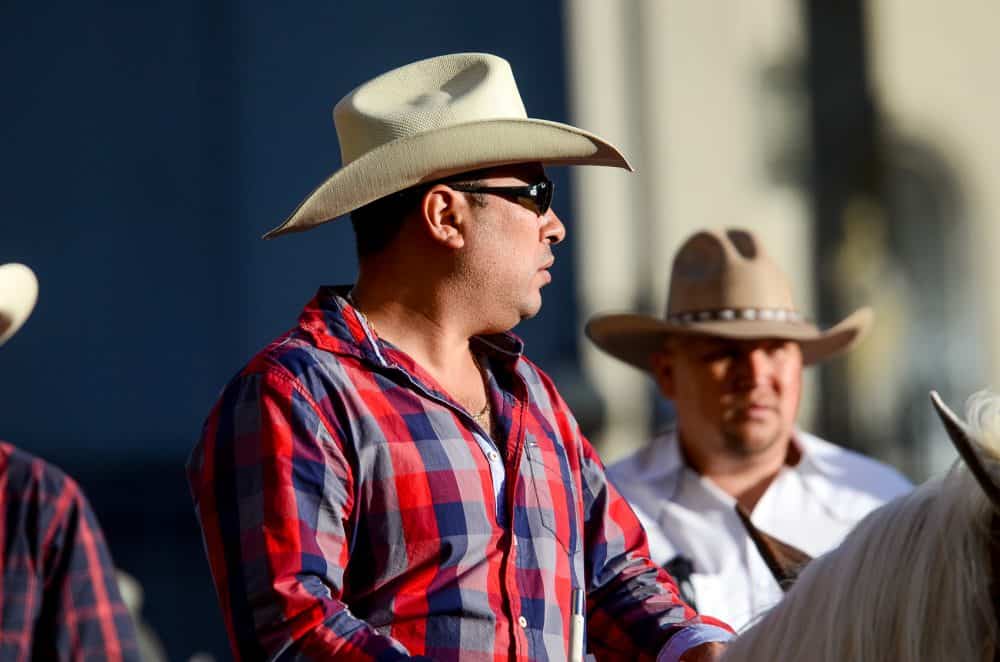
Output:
[518, 616, 528, 628]
[488, 451, 499, 461]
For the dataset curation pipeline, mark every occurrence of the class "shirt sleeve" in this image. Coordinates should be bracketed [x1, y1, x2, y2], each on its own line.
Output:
[656, 625, 733, 662]
[187, 365, 430, 661]
[38, 472, 141, 661]
[560, 408, 733, 660]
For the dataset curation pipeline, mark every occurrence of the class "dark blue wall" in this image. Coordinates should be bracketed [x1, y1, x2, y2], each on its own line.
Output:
[1, 2, 584, 658]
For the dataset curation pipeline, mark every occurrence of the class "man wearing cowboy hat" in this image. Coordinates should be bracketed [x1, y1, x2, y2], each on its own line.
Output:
[188, 54, 732, 661]
[0, 263, 140, 659]
[587, 227, 912, 630]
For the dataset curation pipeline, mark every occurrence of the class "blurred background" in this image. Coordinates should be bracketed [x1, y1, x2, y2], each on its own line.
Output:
[1, 0, 997, 658]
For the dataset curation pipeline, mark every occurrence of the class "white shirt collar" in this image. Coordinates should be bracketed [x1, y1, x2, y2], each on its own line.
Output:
[624, 426, 839, 499]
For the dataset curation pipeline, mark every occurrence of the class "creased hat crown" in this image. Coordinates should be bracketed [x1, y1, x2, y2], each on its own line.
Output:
[667, 228, 796, 316]
[336, 54, 528, 166]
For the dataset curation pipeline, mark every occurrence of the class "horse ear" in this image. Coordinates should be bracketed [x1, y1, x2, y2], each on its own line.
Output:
[735, 504, 812, 591]
[930, 390, 1000, 510]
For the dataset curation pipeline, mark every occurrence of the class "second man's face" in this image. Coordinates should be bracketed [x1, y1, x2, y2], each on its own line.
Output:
[656, 335, 804, 461]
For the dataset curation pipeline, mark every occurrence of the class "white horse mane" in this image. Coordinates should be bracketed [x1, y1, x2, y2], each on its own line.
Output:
[721, 391, 1000, 662]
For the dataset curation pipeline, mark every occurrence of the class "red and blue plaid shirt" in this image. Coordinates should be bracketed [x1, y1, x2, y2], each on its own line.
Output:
[0, 442, 139, 661]
[188, 287, 731, 661]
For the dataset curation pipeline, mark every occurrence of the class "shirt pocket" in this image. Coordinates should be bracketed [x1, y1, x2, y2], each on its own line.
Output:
[522, 433, 579, 555]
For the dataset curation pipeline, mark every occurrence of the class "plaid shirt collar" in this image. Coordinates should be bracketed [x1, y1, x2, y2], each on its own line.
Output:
[298, 284, 525, 369]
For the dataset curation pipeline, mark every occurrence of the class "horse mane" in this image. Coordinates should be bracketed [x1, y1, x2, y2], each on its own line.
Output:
[721, 391, 1000, 662]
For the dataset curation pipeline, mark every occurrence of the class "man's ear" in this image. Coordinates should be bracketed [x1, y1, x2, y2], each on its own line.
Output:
[650, 347, 677, 399]
[421, 185, 468, 249]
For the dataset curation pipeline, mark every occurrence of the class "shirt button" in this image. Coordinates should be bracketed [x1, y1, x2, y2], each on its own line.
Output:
[518, 616, 528, 628]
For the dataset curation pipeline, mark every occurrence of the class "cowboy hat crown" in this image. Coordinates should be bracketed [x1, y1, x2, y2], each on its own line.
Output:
[586, 227, 872, 370]
[265, 52, 632, 238]
[667, 227, 797, 317]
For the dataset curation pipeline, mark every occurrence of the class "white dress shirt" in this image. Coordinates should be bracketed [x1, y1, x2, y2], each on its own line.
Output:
[607, 428, 912, 631]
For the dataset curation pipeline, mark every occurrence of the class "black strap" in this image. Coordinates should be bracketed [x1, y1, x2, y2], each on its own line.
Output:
[735, 504, 812, 591]
[664, 555, 698, 612]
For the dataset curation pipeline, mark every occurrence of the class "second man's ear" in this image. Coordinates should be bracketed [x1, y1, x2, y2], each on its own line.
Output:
[650, 350, 677, 399]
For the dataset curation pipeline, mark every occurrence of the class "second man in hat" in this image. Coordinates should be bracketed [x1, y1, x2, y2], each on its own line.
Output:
[586, 227, 912, 630]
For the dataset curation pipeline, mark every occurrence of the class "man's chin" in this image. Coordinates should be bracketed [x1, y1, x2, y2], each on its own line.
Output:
[484, 301, 540, 333]
[723, 426, 786, 456]
[518, 295, 543, 321]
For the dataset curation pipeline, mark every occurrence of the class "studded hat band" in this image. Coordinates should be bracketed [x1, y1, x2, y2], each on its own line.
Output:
[668, 308, 806, 325]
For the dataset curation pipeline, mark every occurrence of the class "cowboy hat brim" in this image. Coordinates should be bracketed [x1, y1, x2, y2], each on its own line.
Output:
[0, 263, 38, 347]
[263, 117, 632, 238]
[585, 306, 873, 371]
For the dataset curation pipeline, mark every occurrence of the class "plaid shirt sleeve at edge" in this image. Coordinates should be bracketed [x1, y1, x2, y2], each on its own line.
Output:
[553, 397, 733, 660]
[18, 454, 140, 661]
[188, 364, 431, 661]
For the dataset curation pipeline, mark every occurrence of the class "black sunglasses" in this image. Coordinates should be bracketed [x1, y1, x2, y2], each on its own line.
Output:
[446, 177, 554, 216]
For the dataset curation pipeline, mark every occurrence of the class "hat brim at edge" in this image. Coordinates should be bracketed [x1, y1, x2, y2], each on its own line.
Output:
[585, 306, 873, 372]
[0, 263, 38, 347]
[263, 117, 632, 238]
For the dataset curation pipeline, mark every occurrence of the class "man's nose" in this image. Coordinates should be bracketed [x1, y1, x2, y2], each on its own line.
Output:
[734, 347, 772, 386]
[542, 208, 566, 245]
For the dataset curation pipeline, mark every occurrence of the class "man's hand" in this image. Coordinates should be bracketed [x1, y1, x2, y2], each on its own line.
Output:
[679, 641, 727, 661]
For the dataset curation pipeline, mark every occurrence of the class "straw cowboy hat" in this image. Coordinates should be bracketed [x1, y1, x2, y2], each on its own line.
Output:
[264, 52, 631, 238]
[0, 263, 38, 347]
[586, 227, 872, 370]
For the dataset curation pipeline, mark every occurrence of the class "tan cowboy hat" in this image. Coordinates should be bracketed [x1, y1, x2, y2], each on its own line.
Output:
[264, 52, 632, 238]
[0, 263, 38, 347]
[586, 227, 872, 370]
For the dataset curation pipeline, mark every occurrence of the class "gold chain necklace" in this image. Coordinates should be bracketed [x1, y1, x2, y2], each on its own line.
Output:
[468, 353, 492, 431]
[470, 381, 491, 428]
[347, 289, 492, 430]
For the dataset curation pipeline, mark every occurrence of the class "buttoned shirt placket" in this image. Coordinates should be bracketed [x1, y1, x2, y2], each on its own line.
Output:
[352, 309, 534, 657]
